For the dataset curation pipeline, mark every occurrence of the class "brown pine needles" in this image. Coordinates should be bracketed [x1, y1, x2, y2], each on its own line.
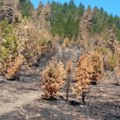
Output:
[6, 54, 25, 79]
[73, 51, 103, 103]
[41, 59, 66, 99]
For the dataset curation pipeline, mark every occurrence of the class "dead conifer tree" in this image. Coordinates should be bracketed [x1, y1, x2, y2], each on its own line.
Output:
[66, 60, 72, 101]
[73, 55, 93, 104]
[6, 54, 25, 80]
[90, 51, 104, 84]
[73, 51, 103, 104]
[41, 59, 66, 100]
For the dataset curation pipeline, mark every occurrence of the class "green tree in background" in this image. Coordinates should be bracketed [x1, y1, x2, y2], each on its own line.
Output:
[114, 16, 120, 41]
[89, 6, 120, 41]
[19, 0, 34, 17]
[90, 7, 106, 34]
[50, 0, 84, 39]
[78, 3, 85, 16]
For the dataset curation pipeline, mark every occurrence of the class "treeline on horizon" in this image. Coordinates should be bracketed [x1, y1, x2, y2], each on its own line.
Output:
[20, 0, 120, 41]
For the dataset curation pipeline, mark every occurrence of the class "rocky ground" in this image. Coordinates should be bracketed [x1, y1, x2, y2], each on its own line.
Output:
[0, 75, 120, 120]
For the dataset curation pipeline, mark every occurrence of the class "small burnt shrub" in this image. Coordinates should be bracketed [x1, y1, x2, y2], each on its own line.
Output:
[73, 54, 93, 99]
[6, 54, 24, 80]
[41, 59, 66, 99]
[73, 51, 103, 103]
[90, 51, 104, 83]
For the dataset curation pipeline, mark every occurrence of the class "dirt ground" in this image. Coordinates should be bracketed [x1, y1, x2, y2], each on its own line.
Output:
[0, 77, 120, 120]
